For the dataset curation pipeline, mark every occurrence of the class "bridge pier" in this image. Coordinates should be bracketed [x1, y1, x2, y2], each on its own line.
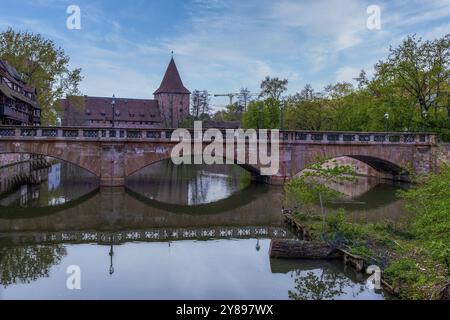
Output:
[100, 176, 125, 187]
[100, 143, 126, 187]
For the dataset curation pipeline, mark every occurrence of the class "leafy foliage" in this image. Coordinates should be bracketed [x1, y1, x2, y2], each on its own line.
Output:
[259, 76, 288, 101]
[286, 164, 450, 299]
[240, 34, 450, 140]
[0, 28, 83, 125]
[399, 164, 450, 271]
[284, 157, 357, 213]
[213, 102, 244, 122]
[242, 98, 281, 129]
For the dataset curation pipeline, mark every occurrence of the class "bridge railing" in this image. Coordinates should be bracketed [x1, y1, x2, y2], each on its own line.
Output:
[0, 125, 437, 145]
[278, 131, 437, 144]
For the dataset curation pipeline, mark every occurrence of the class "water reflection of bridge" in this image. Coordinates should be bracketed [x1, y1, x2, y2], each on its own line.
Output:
[0, 226, 290, 246]
[0, 183, 408, 239]
[0, 184, 290, 243]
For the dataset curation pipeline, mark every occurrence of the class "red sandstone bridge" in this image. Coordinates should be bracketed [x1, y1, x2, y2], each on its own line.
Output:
[0, 126, 438, 186]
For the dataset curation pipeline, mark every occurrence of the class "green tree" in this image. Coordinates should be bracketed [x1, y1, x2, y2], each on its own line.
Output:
[285, 158, 357, 207]
[273, 35, 450, 140]
[0, 28, 83, 125]
[242, 98, 280, 129]
[284, 158, 357, 231]
[237, 87, 253, 111]
[213, 102, 244, 122]
[284, 91, 334, 131]
[259, 76, 288, 101]
[191, 90, 211, 120]
[373, 34, 450, 132]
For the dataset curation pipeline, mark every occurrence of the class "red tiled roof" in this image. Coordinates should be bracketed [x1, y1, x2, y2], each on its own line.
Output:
[61, 96, 162, 122]
[154, 58, 190, 95]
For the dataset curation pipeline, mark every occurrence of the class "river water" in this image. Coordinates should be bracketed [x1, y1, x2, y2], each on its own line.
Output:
[0, 161, 408, 300]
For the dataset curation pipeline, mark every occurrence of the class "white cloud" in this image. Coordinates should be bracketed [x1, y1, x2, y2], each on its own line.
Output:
[335, 66, 361, 83]
[269, 0, 368, 50]
[1, 0, 449, 103]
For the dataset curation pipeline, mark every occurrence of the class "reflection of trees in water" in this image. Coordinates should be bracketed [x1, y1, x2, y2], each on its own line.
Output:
[0, 162, 98, 209]
[133, 160, 252, 205]
[288, 268, 365, 300]
[0, 245, 67, 287]
[188, 165, 250, 205]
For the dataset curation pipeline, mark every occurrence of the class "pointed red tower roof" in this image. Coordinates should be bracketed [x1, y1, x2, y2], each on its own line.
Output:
[154, 58, 190, 95]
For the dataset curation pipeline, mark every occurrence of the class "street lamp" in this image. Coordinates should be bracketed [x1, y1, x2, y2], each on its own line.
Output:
[111, 94, 116, 128]
[384, 112, 389, 132]
[280, 100, 285, 131]
[258, 105, 263, 130]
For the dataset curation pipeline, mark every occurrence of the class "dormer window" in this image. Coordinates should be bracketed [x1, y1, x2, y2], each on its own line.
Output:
[86, 110, 91, 115]
[101, 110, 106, 116]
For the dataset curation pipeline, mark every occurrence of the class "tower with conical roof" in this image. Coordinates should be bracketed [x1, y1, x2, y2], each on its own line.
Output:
[154, 57, 190, 127]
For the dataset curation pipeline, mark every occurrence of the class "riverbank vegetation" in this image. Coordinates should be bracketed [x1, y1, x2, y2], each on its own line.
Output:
[284, 163, 450, 300]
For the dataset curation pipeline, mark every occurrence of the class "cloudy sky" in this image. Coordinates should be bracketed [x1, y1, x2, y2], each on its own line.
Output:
[2, 0, 450, 109]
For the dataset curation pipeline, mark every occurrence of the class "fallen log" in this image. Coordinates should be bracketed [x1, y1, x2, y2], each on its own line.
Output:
[269, 239, 341, 259]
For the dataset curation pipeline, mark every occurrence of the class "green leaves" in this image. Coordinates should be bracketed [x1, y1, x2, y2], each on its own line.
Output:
[241, 34, 450, 140]
[259, 76, 288, 101]
[286, 162, 449, 299]
[242, 98, 281, 129]
[400, 165, 450, 268]
[0, 28, 83, 125]
[284, 157, 357, 214]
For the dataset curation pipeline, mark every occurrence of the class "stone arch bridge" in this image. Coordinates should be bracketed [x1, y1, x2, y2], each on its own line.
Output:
[0, 126, 438, 186]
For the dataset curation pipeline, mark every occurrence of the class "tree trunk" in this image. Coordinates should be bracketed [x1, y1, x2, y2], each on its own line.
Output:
[269, 240, 341, 259]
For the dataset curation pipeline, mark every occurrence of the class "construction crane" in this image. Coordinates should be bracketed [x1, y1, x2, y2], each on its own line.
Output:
[213, 93, 237, 106]
[214, 92, 258, 111]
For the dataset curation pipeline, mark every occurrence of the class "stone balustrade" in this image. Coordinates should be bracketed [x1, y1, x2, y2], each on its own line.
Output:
[0, 125, 437, 145]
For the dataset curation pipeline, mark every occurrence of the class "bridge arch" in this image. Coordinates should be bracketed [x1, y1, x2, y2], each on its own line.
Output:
[0, 141, 101, 177]
[291, 144, 413, 180]
[347, 155, 406, 175]
[124, 150, 263, 178]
